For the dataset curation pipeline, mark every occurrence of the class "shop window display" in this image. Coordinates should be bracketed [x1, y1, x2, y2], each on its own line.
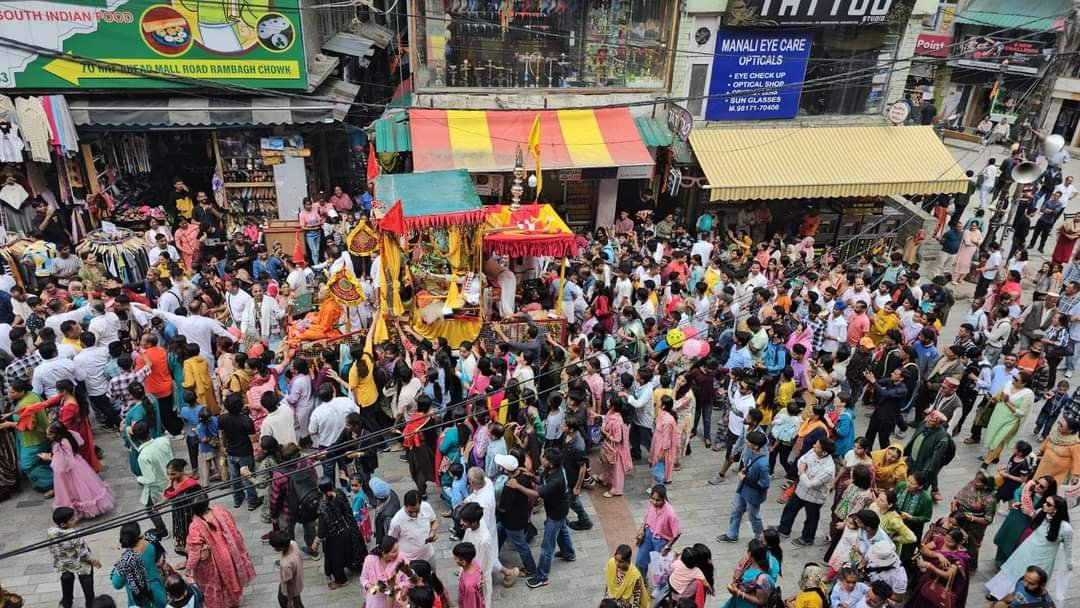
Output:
[413, 0, 675, 89]
[798, 26, 899, 116]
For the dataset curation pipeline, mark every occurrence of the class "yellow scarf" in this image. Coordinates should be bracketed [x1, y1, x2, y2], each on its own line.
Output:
[604, 558, 650, 608]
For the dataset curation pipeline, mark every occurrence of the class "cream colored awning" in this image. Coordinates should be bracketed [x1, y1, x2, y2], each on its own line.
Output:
[689, 125, 970, 202]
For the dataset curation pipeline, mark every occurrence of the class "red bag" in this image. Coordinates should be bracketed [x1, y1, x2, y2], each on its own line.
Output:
[917, 572, 957, 608]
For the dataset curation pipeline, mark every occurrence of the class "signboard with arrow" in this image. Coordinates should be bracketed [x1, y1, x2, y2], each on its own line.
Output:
[0, 0, 307, 89]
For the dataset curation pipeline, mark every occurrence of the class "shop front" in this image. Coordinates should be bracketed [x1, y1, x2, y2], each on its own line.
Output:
[410, 0, 678, 90]
[942, 0, 1065, 130]
[67, 79, 361, 233]
[404, 107, 655, 229]
[688, 125, 969, 255]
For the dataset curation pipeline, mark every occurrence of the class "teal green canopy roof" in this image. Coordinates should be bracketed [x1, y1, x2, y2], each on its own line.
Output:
[374, 169, 484, 228]
[635, 116, 674, 148]
[954, 0, 1070, 32]
[374, 112, 411, 154]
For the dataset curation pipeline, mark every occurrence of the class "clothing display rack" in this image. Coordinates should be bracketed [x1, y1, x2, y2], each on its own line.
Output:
[75, 227, 150, 284]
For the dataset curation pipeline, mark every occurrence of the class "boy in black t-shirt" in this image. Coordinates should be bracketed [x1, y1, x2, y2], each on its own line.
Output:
[217, 393, 261, 509]
[507, 449, 575, 588]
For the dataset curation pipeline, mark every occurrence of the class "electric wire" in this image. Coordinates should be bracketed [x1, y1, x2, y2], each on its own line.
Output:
[0, 208, 918, 560]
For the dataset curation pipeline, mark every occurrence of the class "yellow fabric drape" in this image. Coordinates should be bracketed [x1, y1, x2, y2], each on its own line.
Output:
[364, 310, 390, 354]
[555, 257, 566, 315]
[410, 317, 483, 346]
[379, 233, 405, 316]
[447, 226, 467, 271]
[445, 279, 464, 310]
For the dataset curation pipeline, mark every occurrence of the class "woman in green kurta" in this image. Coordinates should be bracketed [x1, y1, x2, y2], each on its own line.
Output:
[982, 372, 1035, 466]
[993, 475, 1057, 567]
[951, 470, 998, 570]
[5, 382, 52, 493]
[893, 472, 934, 562]
[121, 384, 162, 476]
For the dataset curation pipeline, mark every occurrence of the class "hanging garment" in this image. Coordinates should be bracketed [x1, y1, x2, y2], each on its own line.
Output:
[0, 96, 17, 127]
[0, 183, 28, 210]
[45, 96, 78, 156]
[0, 122, 23, 163]
[14, 97, 50, 163]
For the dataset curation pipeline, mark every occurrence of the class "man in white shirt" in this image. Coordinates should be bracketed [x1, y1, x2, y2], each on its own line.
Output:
[823, 302, 849, 354]
[259, 392, 297, 446]
[87, 302, 121, 347]
[73, 332, 117, 428]
[240, 282, 285, 347]
[841, 277, 872, 320]
[460, 501, 499, 608]
[138, 301, 235, 367]
[308, 384, 359, 482]
[388, 491, 438, 563]
[155, 277, 184, 315]
[44, 300, 93, 344]
[1055, 175, 1078, 205]
[711, 377, 755, 485]
[976, 241, 1003, 299]
[979, 159, 999, 209]
[691, 235, 714, 265]
[224, 279, 253, 328]
[284, 257, 310, 296]
[147, 233, 180, 266]
[612, 271, 633, 311]
[745, 262, 768, 290]
[462, 467, 506, 572]
[32, 341, 82, 398]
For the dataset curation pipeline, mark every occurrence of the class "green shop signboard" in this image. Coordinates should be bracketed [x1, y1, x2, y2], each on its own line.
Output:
[0, 0, 307, 89]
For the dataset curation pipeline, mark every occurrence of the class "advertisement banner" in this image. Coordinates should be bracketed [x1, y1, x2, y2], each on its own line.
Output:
[0, 0, 307, 89]
[726, 0, 916, 27]
[914, 32, 952, 58]
[955, 35, 1050, 75]
[705, 28, 812, 121]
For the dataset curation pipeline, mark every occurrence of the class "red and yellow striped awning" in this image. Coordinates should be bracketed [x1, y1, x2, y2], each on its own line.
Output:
[408, 108, 654, 173]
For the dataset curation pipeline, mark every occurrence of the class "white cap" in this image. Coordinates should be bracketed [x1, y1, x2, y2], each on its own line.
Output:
[494, 454, 519, 473]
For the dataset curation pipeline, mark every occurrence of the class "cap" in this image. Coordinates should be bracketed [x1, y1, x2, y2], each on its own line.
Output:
[866, 540, 898, 568]
[859, 337, 875, 349]
[369, 477, 390, 500]
[494, 454, 519, 472]
[832, 301, 846, 311]
[943, 377, 960, 387]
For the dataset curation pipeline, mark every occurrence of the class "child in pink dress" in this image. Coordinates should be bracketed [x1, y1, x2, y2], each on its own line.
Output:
[46, 422, 113, 519]
[453, 542, 485, 608]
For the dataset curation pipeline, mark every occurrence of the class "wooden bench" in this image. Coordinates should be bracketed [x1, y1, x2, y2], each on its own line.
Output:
[942, 129, 983, 144]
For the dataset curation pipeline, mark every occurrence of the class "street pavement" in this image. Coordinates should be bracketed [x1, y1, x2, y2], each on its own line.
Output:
[3, 140, 1080, 607]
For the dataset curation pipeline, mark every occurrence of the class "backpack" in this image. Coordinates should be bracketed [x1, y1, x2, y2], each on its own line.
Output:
[371, 358, 390, 392]
[939, 433, 957, 467]
[288, 464, 321, 523]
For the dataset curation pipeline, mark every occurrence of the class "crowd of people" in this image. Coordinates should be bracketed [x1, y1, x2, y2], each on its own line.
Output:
[0, 177, 1075, 608]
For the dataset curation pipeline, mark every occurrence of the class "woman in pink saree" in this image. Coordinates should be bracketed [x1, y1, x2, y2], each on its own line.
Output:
[184, 495, 256, 608]
[173, 217, 202, 269]
[651, 397, 680, 485]
[598, 398, 632, 498]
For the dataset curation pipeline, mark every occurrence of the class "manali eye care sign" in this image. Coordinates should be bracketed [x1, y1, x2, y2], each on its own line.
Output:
[705, 29, 813, 121]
